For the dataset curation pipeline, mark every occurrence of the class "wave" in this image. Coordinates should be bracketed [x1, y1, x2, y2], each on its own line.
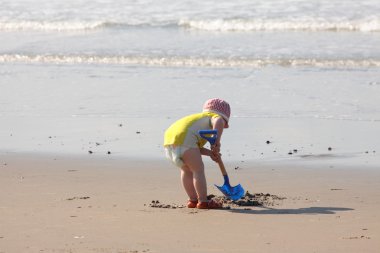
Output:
[1, 54, 380, 68]
[0, 21, 148, 32]
[0, 20, 177, 32]
[1, 17, 380, 32]
[0, 21, 127, 31]
[178, 17, 380, 32]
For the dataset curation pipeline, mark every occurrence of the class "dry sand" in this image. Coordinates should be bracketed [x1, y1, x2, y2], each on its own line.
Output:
[1, 153, 379, 253]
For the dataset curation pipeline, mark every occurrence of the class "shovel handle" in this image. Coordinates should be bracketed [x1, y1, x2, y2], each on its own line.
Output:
[198, 129, 229, 181]
[217, 158, 228, 176]
[217, 159, 231, 185]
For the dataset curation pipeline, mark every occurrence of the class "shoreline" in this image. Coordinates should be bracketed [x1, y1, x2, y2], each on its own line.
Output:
[2, 149, 379, 170]
[1, 115, 379, 169]
[1, 153, 379, 252]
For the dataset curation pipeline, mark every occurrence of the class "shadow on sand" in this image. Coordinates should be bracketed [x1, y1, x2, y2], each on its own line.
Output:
[226, 206, 354, 215]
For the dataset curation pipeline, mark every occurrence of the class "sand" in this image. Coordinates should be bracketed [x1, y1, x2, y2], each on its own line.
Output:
[1, 153, 379, 253]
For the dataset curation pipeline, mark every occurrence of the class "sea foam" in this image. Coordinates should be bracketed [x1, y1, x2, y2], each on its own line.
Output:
[1, 17, 380, 32]
[1, 54, 379, 68]
[0, 21, 109, 31]
[179, 17, 380, 32]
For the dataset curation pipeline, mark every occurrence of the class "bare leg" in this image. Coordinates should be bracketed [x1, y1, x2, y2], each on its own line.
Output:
[180, 165, 197, 201]
[182, 148, 208, 202]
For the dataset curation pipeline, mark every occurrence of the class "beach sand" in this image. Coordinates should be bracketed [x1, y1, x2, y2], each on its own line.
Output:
[1, 153, 379, 253]
[1, 1, 380, 252]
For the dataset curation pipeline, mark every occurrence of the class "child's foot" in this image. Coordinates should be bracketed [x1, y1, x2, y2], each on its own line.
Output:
[196, 199, 223, 209]
[187, 200, 198, 208]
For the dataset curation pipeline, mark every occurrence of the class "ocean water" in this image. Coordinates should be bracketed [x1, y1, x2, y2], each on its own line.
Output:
[1, 0, 380, 166]
[1, 0, 380, 66]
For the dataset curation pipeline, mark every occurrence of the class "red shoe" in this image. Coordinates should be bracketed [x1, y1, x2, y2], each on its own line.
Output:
[196, 199, 223, 209]
[187, 200, 198, 208]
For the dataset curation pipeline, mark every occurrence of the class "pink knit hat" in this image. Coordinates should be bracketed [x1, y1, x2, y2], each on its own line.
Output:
[202, 98, 231, 128]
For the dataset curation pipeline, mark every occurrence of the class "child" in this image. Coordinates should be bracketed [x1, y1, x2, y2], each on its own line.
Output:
[164, 98, 230, 209]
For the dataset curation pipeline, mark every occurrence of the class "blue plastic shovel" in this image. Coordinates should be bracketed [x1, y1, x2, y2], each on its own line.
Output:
[199, 130, 245, 201]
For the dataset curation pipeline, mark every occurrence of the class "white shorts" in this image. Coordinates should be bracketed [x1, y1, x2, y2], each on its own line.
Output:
[164, 145, 189, 168]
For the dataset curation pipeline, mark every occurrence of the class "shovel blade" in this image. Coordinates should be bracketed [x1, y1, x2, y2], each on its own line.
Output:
[215, 183, 245, 201]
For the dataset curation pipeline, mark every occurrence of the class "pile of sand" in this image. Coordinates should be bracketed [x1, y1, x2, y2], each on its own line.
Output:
[148, 200, 186, 209]
[148, 191, 285, 209]
[208, 191, 286, 209]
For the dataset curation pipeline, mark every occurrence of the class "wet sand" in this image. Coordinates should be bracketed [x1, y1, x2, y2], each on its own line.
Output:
[1, 153, 380, 253]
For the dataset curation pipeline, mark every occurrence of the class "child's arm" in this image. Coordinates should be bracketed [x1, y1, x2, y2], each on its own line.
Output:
[210, 116, 225, 154]
[200, 147, 221, 162]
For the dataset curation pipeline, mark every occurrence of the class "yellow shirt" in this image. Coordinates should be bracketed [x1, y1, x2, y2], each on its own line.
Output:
[164, 112, 221, 148]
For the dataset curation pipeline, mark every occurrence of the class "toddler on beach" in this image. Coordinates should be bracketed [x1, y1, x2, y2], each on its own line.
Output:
[164, 98, 230, 209]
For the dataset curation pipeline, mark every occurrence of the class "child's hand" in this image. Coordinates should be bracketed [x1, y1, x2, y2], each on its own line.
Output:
[200, 148, 221, 162]
[210, 151, 221, 163]
[211, 142, 221, 155]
